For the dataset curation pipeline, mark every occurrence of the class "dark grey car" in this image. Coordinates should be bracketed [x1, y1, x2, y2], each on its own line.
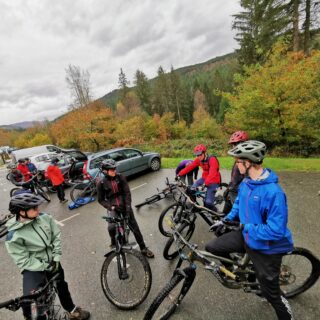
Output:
[83, 147, 161, 177]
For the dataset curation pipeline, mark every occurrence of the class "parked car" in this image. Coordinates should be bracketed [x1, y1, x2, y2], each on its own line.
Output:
[83, 147, 161, 178]
[10, 144, 87, 163]
[31, 153, 72, 175]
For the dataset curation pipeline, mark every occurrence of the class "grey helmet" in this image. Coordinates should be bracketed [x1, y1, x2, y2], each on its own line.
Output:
[101, 159, 117, 170]
[9, 193, 44, 213]
[228, 140, 267, 163]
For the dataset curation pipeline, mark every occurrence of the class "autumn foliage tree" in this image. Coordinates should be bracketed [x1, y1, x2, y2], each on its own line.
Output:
[224, 42, 320, 155]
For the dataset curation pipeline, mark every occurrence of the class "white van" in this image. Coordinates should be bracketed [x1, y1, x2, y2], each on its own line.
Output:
[10, 145, 87, 163]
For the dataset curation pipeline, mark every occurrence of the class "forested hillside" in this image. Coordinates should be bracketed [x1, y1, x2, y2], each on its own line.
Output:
[2, 1, 319, 157]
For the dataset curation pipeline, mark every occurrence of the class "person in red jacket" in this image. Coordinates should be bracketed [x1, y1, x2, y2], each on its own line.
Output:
[178, 144, 221, 210]
[17, 159, 32, 182]
[46, 158, 68, 203]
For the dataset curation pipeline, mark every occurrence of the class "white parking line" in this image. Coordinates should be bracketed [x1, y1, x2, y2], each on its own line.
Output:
[56, 213, 80, 226]
[131, 183, 147, 191]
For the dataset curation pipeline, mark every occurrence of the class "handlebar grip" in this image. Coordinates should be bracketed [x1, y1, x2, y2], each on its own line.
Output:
[0, 299, 14, 309]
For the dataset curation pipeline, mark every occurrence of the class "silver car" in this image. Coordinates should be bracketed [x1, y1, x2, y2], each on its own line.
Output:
[83, 147, 161, 178]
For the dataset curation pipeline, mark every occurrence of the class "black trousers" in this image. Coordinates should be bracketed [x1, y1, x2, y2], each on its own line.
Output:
[108, 210, 146, 250]
[22, 264, 75, 319]
[180, 172, 194, 186]
[55, 184, 65, 201]
[205, 231, 293, 320]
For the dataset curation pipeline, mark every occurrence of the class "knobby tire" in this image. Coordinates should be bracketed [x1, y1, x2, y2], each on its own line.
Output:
[158, 203, 186, 237]
[100, 249, 152, 310]
[163, 222, 195, 260]
[36, 186, 51, 202]
[143, 270, 195, 320]
[281, 247, 320, 298]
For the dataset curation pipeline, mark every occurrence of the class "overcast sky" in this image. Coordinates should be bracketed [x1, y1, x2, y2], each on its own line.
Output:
[0, 0, 240, 125]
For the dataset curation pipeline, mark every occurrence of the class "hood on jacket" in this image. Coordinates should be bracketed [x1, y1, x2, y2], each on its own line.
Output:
[243, 169, 278, 189]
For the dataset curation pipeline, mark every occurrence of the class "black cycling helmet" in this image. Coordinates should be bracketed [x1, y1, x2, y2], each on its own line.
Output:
[9, 193, 44, 214]
[101, 159, 117, 170]
[51, 157, 60, 164]
[25, 157, 30, 161]
[18, 159, 25, 163]
[228, 140, 267, 163]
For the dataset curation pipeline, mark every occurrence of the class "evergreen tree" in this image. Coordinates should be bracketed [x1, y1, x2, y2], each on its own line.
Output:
[233, 0, 290, 65]
[118, 68, 129, 102]
[134, 69, 152, 114]
[152, 66, 170, 115]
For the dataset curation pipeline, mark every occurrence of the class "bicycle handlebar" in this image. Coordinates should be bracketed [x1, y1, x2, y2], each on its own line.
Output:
[175, 182, 225, 218]
[102, 215, 127, 223]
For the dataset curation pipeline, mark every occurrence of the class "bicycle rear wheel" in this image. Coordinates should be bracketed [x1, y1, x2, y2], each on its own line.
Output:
[143, 269, 196, 320]
[101, 249, 152, 310]
[163, 222, 195, 260]
[158, 203, 186, 237]
[70, 182, 95, 203]
[280, 247, 320, 298]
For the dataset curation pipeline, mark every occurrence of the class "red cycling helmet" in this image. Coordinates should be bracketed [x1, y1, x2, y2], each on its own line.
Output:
[194, 144, 207, 156]
[228, 131, 249, 144]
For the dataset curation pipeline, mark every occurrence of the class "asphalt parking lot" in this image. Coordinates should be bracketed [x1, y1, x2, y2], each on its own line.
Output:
[0, 168, 319, 320]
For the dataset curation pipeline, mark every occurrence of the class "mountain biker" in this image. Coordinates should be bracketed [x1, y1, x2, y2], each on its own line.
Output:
[175, 159, 199, 186]
[97, 159, 154, 258]
[17, 159, 32, 182]
[205, 140, 294, 320]
[8, 164, 34, 193]
[5, 193, 90, 320]
[223, 131, 249, 213]
[178, 144, 221, 210]
[46, 158, 68, 203]
[25, 157, 37, 174]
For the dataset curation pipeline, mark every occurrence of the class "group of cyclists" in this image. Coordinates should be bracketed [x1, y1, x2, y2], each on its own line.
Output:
[3, 131, 295, 319]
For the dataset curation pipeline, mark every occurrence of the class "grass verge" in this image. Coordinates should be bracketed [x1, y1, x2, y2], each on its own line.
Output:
[161, 157, 320, 172]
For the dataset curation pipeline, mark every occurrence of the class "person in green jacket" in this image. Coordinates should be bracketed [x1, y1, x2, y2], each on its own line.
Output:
[5, 193, 90, 320]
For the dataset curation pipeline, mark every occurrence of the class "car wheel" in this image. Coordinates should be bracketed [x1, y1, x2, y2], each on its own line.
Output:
[150, 158, 161, 171]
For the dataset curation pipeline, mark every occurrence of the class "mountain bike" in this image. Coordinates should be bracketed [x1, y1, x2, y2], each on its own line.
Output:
[158, 181, 226, 239]
[0, 214, 14, 239]
[135, 178, 178, 209]
[100, 214, 152, 310]
[9, 174, 51, 202]
[144, 222, 320, 320]
[0, 273, 66, 320]
[69, 170, 101, 203]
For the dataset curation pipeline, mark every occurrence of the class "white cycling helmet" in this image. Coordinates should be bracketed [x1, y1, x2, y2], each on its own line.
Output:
[228, 140, 267, 163]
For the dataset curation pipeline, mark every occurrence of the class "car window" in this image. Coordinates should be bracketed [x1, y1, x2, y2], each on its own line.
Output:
[64, 150, 87, 161]
[109, 151, 126, 162]
[47, 146, 61, 153]
[122, 149, 141, 159]
[89, 154, 110, 169]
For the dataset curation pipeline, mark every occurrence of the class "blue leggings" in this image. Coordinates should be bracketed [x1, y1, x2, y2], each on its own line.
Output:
[192, 178, 218, 210]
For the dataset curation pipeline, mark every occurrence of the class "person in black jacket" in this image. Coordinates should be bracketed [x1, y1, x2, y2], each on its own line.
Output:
[97, 159, 154, 258]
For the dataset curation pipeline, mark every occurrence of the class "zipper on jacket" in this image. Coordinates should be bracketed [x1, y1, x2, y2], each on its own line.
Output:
[32, 223, 50, 263]
[245, 189, 252, 243]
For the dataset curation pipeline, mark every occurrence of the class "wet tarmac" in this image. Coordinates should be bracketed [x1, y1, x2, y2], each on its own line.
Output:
[0, 168, 319, 319]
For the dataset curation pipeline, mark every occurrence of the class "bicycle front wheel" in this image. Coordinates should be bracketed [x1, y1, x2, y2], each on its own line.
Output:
[158, 203, 186, 237]
[280, 247, 320, 298]
[143, 270, 195, 320]
[101, 249, 152, 310]
[36, 186, 51, 202]
[10, 187, 21, 197]
[163, 222, 195, 260]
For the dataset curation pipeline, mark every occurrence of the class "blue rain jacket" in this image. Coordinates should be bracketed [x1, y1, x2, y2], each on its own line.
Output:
[226, 169, 294, 254]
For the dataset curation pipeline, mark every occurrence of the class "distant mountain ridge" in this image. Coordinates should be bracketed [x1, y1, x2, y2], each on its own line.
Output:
[2, 51, 237, 128]
[100, 52, 237, 108]
[0, 121, 45, 130]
